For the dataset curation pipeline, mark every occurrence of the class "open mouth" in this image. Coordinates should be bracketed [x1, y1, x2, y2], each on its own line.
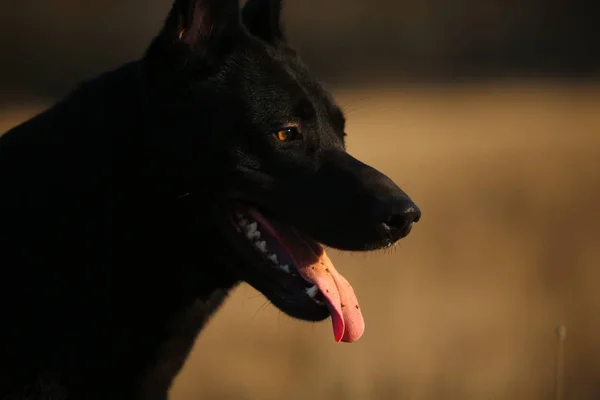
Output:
[229, 204, 365, 343]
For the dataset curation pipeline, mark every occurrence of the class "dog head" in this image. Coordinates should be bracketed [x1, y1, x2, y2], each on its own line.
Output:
[143, 0, 421, 342]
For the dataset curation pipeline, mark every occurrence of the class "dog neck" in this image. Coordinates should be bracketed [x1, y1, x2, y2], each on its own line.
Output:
[138, 287, 235, 399]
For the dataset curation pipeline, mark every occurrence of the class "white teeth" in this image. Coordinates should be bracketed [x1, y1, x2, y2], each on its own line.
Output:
[314, 299, 325, 306]
[255, 240, 267, 253]
[279, 264, 290, 273]
[239, 220, 260, 239]
[305, 285, 318, 298]
[246, 230, 261, 240]
[268, 254, 278, 264]
[246, 222, 257, 234]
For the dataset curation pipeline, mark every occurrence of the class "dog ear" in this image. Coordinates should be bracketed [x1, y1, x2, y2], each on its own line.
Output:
[241, 0, 285, 45]
[159, 0, 241, 53]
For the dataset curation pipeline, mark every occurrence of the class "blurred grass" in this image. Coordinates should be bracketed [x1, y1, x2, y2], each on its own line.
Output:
[1, 0, 597, 98]
[2, 82, 600, 399]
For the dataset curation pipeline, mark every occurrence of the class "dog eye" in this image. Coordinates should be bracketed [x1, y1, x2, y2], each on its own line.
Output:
[274, 127, 300, 142]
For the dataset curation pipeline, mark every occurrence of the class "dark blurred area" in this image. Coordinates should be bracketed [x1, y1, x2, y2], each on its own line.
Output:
[2, 1, 600, 399]
[0, 0, 599, 100]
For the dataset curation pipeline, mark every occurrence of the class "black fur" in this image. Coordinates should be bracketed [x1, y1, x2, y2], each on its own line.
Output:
[0, 0, 420, 398]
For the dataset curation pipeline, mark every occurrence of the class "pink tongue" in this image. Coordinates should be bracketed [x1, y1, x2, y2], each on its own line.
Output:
[291, 240, 365, 343]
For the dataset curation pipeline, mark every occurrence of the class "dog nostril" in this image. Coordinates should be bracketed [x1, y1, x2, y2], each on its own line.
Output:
[385, 205, 421, 231]
[370, 199, 421, 234]
[405, 206, 421, 224]
[386, 214, 403, 230]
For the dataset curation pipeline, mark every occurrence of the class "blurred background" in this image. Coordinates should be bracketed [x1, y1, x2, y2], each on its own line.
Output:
[1, 0, 600, 399]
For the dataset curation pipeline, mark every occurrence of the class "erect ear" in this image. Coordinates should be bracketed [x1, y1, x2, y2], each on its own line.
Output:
[241, 0, 285, 45]
[159, 0, 241, 53]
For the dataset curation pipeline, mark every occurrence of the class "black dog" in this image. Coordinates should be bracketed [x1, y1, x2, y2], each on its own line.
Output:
[0, 0, 420, 398]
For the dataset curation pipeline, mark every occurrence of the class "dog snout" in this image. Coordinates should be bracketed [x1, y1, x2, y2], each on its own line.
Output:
[316, 150, 421, 247]
[371, 197, 421, 239]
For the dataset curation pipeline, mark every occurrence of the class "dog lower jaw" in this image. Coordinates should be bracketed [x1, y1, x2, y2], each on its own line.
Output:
[226, 203, 365, 343]
[230, 209, 328, 308]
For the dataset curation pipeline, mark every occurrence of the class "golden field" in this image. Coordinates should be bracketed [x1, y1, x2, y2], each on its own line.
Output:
[2, 82, 600, 399]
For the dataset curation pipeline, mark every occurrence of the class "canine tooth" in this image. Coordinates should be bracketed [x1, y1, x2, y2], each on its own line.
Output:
[246, 230, 260, 240]
[314, 299, 325, 306]
[239, 218, 248, 226]
[279, 264, 290, 273]
[246, 222, 261, 240]
[255, 240, 267, 253]
[268, 254, 278, 264]
[247, 222, 257, 234]
[305, 285, 318, 298]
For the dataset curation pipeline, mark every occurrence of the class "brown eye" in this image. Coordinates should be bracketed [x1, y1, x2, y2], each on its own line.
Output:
[274, 127, 299, 142]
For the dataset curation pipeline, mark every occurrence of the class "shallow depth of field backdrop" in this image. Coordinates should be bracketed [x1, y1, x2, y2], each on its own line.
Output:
[1, 1, 599, 399]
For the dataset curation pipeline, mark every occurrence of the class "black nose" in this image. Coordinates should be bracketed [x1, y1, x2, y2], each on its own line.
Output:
[371, 197, 421, 239]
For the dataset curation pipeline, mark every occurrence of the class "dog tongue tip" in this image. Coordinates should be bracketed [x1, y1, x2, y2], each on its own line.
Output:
[340, 318, 365, 342]
[288, 235, 365, 344]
